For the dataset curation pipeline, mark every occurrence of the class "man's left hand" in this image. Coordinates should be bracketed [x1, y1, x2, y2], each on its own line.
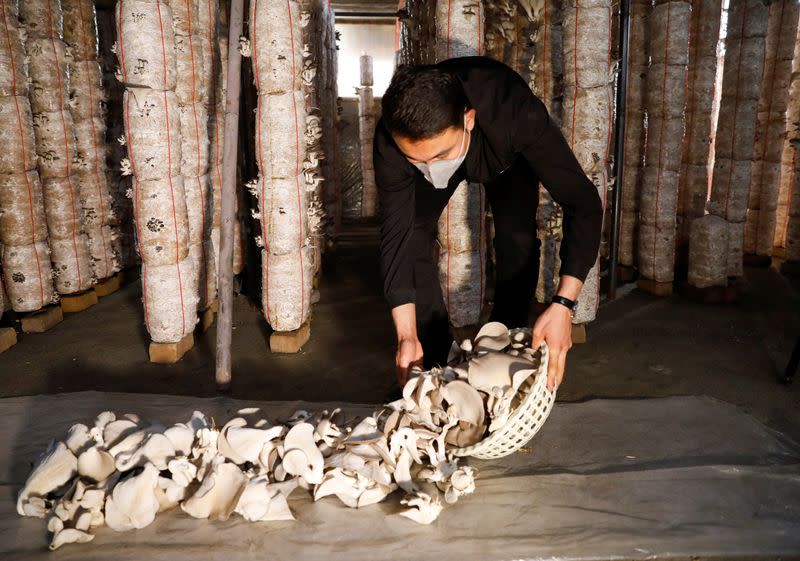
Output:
[531, 303, 573, 392]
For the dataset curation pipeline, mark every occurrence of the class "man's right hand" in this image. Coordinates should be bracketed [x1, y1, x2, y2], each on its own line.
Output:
[395, 337, 424, 387]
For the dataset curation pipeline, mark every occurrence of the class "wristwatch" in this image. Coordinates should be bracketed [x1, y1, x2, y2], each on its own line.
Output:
[551, 295, 577, 317]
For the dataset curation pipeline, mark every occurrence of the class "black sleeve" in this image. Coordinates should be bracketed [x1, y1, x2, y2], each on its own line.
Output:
[512, 88, 604, 283]
[374, 119, 417, 308]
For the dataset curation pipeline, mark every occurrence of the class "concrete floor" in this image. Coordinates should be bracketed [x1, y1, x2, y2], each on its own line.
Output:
[1, 224, 799, 442]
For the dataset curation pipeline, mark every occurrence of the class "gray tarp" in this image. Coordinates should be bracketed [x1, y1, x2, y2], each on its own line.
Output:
[1, 392, 798, 560]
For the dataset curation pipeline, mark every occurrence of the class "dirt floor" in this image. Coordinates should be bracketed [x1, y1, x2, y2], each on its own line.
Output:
[1, 222, 799, 443]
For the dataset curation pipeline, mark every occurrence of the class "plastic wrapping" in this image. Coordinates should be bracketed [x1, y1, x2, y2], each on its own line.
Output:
[115, 0, 177, 91]
[688, 214, 728, 288]
[134, 175, 190, 266]
[142, 256, 199, 342]
[0, 171, 48, 246]
[122, 89, 182, 182]
[0, 241, 55, 311]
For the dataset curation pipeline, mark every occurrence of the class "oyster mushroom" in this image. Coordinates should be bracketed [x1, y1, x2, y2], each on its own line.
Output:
[218, 418, 285, 465]
[439, 381, 485, 427]
[49, 525, 94, 550]
[468, 352, 534, 394]
[103, 419, 141, 451]
[89, 411, 116, 444]
[238, 478, 299, 520]
[65, 424, 93, 455]
[167, 457, 198, 487]
[473, 321, 511, 352]
[114, 432, 176, 471]
[282, 423, 325, 484]
[181, 462, 247, 521]
[389, 427, 422, 464]
[443, 466, 477, 504]
[17, 441, 78, 517]
[399, 491, 443, 525]
[104, 463, 161, 531]
[77, 447, 116, 483]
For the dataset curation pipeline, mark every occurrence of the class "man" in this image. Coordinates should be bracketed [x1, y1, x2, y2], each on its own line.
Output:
[374, 56, 603, 392]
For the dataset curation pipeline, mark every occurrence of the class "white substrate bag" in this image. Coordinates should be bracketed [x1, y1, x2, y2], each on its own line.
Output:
[73, 117, 107, 171]
[0, 96, 37, 174]
[638, 223, 676, 283]
[123, 88, 182, 181]
[164, 0, 199, 38]
[255, 92, 307, 179]
[688, 214, 728, 288]
[249, 0, 303, 95]
[436, 181, 485, 327]
[26, 37, 70, 114]
[18, 0, 64, 40]
[50, 234, 94, 294]
[115, 0, 177, 91]
[261, 245, 313, 332]
[75, 168, 113, 230]
[134, 175, 190, 266]
[0, 171, 48, 246]
[727, 221, 745, 277]
[174, 34, 205, 106]
[31, 110, 78, 180]
[184, 173, 212, 245]
[562, 4, 613, 89]
[434, 0, 484, 60]
[85, 224, 119, 280]
[189, 239, 217, 310]
[142, 256, 199, 342]
[561, 85, 612, 174]
[709, 158, 750, 223]
[639, 167, 679, 228]
[68, 61, 105, 122]
[258, 175, 309, 255]
[62, 0, 98, 62]
[179, 102, 209, 178]
[0, 15, 28, 97]
[1, 241, 55, 312]
[41, 175, 83, 240]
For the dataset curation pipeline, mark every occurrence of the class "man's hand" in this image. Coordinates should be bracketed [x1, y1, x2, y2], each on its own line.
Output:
[392, 303, 421, 386]
[531, 303, 573, 392]
[396, 337, 424, 386]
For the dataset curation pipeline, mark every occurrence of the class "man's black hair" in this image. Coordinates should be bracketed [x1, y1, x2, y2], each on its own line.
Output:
[381, 64, 469, 140]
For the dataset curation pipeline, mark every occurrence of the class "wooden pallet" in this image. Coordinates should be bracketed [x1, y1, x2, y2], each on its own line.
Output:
[678, 281, 741, 304]
[270, 320, 311, 353]
[94, 273, 122, 298]
[149, 332, 194, 364]
[61, 288, 98, 313]
[21, 305, 63, 333]
[0, 327, 17, 353]
[637, 278, 674, 296]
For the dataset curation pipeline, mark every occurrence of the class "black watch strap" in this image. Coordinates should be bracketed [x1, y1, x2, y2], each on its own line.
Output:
[551, 295, 577, 311]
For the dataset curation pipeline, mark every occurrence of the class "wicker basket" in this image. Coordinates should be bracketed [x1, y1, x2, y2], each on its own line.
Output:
[451, 334, 556, 460]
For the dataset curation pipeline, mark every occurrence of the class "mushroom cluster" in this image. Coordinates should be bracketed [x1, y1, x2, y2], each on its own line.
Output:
[17, 322, 544, 548]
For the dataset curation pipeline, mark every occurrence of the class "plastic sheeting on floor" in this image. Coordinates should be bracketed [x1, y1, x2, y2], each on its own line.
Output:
[0, 392, 798, 560]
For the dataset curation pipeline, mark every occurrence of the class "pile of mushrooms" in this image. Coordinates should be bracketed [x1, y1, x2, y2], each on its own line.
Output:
[17, 323, 544, 549]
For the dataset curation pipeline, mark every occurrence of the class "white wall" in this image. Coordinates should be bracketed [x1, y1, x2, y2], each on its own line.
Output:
[336, 22, 396, 97]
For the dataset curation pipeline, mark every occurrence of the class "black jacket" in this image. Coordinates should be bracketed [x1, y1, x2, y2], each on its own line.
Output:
[374, 56, 604, 309]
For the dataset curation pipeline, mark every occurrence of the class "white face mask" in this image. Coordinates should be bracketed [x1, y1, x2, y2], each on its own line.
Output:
[413, 118, 470, 189]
